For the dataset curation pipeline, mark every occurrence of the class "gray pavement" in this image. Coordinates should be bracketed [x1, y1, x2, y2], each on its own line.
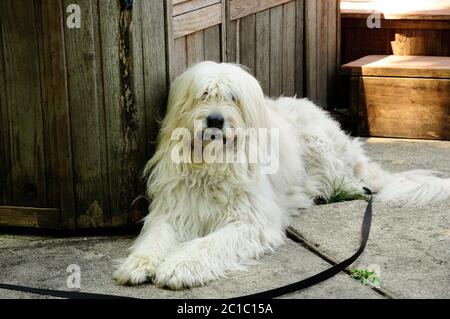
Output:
[0, 138, 449, 299]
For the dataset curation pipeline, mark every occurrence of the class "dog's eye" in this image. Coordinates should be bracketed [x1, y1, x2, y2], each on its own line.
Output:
[201, 92, 209, 99]
[231, 94, 237, 103]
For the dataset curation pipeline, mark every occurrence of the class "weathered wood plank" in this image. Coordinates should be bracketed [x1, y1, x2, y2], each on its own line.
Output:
[239, 14, 256, 73]
[226, 19, 238, 63]
[224, 0, 238, 63]
[35, 1, 56, 210]
[0, 8, 9, 205]
[220, 0, 227, 62]
[316, 0, 328, 107]
[204, 25, 222, 62]
[282, 1, 296, 96]
[335, 0, 341, 102]
[187, 31, 205, 67]
[173, 3, 222, 38]
[358, 77, 450, 140]
[0, 206, 61, 229]
[63, 0, 109, 227]
[93, 1, 111, 225]
[269, 5, 283, 97]
[255, 9, 270, 94]
[295, 0, 304, 97]
[36, 0, 76, 228]
[230, 0, 291, 21]
[173, 0, 220, 16]
[341, 55, 450, 79]
[130, 1, 150, 227]
[305, 0, 317, 103]
[1, 0, 47, 207]
[132, 0, 146, 159]
[326, 0, 338, 107]
[142, 0, 169, 157]
[173, 37, 188, 78]
[165, 0, 182, 85]
[98, 0, 123, 225]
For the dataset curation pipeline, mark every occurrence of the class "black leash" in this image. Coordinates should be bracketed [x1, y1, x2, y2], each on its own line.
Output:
[0, 188, 373, 299]
[0, 283, 134, 299]
[235, 187, 373, 299]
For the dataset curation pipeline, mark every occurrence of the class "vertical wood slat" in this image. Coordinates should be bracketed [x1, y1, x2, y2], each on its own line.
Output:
[0, 0, 47, 207]
[269, 5, 283, 97]
[63, 0, 109, 227]
[316, 0, 328, 107]
[305, 0, 317, 103]
[255, 9, 270, 94]
[98, 0, 123, 224]
[204, 25, 222, 62]
[295, 0, 304, 97]
[0, 6, 9, 205]
[141, 0, 169, 169]
[220, 0, 227, 62]
[164, 0, 177, 83]
[132, 0, 146, 161]
[35, 0, 75, 228]
[225, 0, 238, 63]
[173, 37, 188, 78]
[240, 14, 256, 73]
[305, 0, 340, 108]
[187, 31, 204, 67]
[127, 0, 150, 225]
[327, 0, 339, 107]
[282, 1, 296, 96]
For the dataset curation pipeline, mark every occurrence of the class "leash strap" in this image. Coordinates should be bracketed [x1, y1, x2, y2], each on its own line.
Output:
[0, 283, 133, 299]
[0, 188, 373, 299]
[235, 187, 373, 299]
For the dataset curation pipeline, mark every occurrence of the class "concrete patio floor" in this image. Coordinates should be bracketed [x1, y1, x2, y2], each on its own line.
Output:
[1, 138, 449, 299]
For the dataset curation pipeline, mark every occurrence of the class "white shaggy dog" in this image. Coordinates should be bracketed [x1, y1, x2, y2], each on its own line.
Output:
[113, 61, 450, 289]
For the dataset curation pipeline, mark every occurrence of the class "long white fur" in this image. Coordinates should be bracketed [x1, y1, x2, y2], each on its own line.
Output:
[113, 61, 450, 289]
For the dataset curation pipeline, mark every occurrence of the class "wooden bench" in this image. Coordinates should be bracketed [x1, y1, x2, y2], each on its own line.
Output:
[341, 55, 450, 140]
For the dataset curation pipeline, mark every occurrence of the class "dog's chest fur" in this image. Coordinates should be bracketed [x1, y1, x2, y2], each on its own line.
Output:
[174, 166, 246, 236]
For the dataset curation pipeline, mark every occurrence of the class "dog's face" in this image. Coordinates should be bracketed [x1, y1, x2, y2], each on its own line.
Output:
[156, 61, 269, 169]
[189, 81, 244, 146]
[168, 62, 263, 143]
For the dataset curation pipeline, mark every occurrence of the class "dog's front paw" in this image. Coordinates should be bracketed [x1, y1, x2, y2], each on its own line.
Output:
[113, 253, 159, 286]
[155, 259, 212, 290]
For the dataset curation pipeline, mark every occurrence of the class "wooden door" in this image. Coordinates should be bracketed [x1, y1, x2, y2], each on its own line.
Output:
[0, 0, 340, 229]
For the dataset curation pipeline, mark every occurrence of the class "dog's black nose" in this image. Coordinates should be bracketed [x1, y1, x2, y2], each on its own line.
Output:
[206, 113, 225, 129]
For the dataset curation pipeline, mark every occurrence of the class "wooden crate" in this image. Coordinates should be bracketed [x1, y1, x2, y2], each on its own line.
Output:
[341, 55, 450, 140]
[0, 0, 340, 229]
